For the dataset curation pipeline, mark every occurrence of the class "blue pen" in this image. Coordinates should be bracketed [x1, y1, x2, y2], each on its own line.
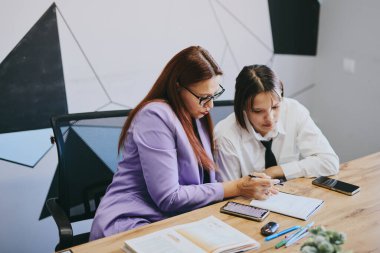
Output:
[285, 231, 310, 247]
[274, 226, 303, 248]
[265, 225, 301, 241]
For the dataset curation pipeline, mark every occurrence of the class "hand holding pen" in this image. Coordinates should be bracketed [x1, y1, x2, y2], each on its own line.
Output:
[249, 173, 281, 196]
[242, 173, 280, 199]
[236, 173, 277, 200]
[249, 173, 283, 185]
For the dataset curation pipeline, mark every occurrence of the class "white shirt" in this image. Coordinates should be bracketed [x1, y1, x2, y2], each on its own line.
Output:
[214, 98, 339, 181]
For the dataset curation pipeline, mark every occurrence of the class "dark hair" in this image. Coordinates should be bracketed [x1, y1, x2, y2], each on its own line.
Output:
[118, 46, 223, 170]
[234, 65, 283, 130]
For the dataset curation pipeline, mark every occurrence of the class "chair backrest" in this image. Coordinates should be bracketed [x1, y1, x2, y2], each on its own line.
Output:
[51, 109, 131, 223]
[210, 100, 234, 125]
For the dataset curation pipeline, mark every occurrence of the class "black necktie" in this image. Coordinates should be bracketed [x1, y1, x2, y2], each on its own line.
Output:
[260, 139, 277, 168]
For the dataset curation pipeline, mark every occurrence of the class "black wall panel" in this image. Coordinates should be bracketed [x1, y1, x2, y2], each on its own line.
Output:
[0, 4, 67, 133]
[268, 0, 320, 55]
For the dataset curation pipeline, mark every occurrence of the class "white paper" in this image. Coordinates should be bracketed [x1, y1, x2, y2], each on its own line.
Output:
[123, 216, 260, 253]
[250, 192, 323, 220]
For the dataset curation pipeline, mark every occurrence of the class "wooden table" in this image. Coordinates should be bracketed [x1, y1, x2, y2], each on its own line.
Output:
[69, 152, 380, 253]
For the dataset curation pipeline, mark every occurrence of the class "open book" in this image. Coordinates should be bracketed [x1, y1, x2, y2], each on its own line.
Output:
[250, 192, 323, 220]
[123, 216, 260, 253]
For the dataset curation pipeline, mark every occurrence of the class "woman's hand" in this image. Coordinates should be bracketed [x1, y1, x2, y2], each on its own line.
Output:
[237, 172, 279, 200]
[222, 172, 278, 200]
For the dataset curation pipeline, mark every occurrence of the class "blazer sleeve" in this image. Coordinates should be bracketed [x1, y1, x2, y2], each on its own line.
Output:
[132, 103, 224, 213]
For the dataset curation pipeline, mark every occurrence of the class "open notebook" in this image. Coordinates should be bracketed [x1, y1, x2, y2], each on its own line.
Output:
[250, 192, 323, 220]
[123, 216, 260, 253]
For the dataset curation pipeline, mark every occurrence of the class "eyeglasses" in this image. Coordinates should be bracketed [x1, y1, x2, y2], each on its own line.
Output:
[182, 84, 225, 107]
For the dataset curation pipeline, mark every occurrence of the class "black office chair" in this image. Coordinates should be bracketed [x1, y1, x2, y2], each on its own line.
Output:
[210, 100, 234, 124]
[47, 109, 131, 251]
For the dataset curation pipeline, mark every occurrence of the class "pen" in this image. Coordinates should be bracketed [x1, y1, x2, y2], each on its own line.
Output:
[274, 226, 302, 248]
[285, 221, 314, 247]
[285, 231, 310, 247]
[274, 239, 287, 249]
[248, 174, 282, 185]
[265, 225, 301, 241]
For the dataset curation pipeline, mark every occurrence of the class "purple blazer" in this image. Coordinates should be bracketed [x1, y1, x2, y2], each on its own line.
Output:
[89, 102, 224, 240]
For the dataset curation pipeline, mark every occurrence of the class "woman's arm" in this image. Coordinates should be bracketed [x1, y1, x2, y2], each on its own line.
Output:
[280, 102, 339, 179]
[133, 103, 224, 213]
[263, 165, 285, 178]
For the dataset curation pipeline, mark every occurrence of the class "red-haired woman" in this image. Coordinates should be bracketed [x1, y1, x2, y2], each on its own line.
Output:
[90, 47, 278, 240]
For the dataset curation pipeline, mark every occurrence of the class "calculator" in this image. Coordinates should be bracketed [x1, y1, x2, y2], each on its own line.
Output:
[220, 201, 270, 222]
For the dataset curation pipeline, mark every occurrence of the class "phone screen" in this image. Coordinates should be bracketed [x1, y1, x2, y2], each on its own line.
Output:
[313, 176, 360, 195]
[332, 180, 359, 193]
[220, 201, 269, 221]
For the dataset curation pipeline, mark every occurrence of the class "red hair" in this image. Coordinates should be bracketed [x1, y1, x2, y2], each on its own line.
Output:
[118, 46, 223, 170]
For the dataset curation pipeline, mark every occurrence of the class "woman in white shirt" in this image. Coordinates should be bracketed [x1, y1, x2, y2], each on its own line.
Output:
[214, 65, 339, 181]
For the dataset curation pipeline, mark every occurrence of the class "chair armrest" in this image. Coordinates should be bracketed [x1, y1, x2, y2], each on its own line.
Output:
[46, 198, 73, 249]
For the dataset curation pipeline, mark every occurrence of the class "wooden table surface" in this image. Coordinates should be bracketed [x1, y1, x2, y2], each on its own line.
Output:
[68, 152, 380, 253]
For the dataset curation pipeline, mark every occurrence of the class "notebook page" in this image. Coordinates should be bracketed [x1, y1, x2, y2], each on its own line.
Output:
[250, 192, 323, 220]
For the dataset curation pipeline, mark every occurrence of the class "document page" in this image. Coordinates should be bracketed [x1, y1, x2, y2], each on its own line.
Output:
[123, 231, 204, 253]
[176, 216, 259, 253]
[123, 216, 259, 253]
[250, 192, 323, 220]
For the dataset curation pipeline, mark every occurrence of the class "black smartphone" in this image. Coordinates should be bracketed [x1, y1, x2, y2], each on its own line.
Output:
[220, 201, 270, 222]
[312, 176, 360, 196]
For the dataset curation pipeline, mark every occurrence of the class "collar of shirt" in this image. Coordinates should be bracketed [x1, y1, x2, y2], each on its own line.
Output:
[242, 111, 286, 142]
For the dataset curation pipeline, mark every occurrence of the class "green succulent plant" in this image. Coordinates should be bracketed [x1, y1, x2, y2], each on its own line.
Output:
[300, 226, 352, 253]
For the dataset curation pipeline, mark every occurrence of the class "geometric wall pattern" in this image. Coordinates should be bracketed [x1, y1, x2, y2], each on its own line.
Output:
[0, 128, 53, 167]
[0, 1, 278, 167]
[0, 3, 65, 167]
[0, 3, 67, 133]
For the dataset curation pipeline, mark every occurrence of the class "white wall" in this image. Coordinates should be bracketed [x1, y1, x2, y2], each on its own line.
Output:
[312, 0, 380, 162]
[0, 150, 59, 253]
